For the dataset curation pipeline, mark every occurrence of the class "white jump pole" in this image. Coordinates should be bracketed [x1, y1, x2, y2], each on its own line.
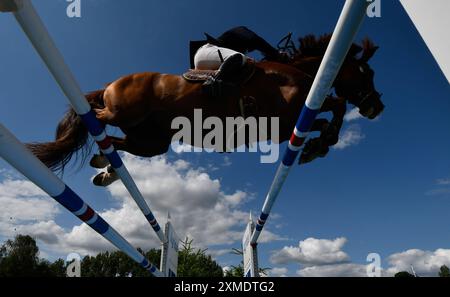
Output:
[250, 0, 370, 245]
[0, 123, 163, 277]
[0, 0, 165, 243]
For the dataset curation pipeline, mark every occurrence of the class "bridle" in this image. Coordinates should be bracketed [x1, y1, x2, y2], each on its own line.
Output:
[356, 90, 381, 107]
[277, 32, 297, 57]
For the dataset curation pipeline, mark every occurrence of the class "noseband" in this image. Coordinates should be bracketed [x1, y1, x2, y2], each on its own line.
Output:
[357, 90, 381, 107]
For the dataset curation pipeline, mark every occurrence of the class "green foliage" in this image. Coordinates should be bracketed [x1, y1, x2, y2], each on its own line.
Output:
[224, 264, 244, 277]
[395, 265, 450, 277]
[225, 247, 269, 277]
[0, 235, 66, 277]
[439, 265, 450, 277]
[394, 271, 415, 277]
[177, 238, 224, 277]
[80, 248, 161, 277]
[49, 258, 67, 277]
[0, 234, 225, 277]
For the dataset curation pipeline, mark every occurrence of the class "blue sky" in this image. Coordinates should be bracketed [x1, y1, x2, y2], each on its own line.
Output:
[0, 0, 449, 276]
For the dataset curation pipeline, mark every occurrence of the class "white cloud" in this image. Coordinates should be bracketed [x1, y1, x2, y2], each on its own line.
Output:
[271, 235, 450, 277]
[0, 179, 60, 222]
[425, 177, 450, 196]
[222, 156, 232, 167]
[170, 142, 193, 154]
[270, 237, 350, 266]
[269, 267, 288, 277]
[333, 124, 365, 150]
[436, 178, 450, 185]
[257, 229, 286, 244]
[386, 248, 450, 277]
[207, 249, 233, 258]
[425, 188, 450, 196]
[344, 108, 363, 122]
[269, 236, 372, 277]
[70, 155, 255, 253]
[0, 155, 286, 259]
[0, 179, 61, 240]
[297, 263, 368, 277]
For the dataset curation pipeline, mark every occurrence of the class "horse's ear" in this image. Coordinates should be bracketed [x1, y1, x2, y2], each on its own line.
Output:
[359, 39, 379, 62]
[360, 46, 379, 62]
[348, 44, 363, 59]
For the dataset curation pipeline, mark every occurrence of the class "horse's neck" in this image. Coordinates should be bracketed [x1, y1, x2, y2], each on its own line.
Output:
[292, 56, 323, 80]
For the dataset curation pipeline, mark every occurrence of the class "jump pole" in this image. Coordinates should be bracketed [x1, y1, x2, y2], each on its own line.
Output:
[0, 0, 165, 243]
[250, 0, 370, 245]
[0, 123, 163, 277]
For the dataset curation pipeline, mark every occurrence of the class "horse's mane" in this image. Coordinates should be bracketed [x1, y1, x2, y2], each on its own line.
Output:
[293, 34, 378, 61]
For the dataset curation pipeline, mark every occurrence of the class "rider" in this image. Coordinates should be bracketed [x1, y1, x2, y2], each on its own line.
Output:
[190, 26, 288, 96]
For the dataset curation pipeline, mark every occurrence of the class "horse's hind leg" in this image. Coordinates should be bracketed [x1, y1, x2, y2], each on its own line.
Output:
[89, 136, 128, 169]
[91, 121, 172, 187]
[89, 136, 126, 186]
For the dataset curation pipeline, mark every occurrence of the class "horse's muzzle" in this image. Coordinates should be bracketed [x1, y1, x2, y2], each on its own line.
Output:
[358, 92, 384, 120]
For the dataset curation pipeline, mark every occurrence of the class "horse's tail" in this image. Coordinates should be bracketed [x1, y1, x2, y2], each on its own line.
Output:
[27, 89, 105, 172]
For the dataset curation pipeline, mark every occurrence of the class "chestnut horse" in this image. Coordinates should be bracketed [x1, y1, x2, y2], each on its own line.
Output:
[28, 35, 384, 186]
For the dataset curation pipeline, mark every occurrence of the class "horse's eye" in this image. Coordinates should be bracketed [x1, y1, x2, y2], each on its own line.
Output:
[359, 66, 365, 73]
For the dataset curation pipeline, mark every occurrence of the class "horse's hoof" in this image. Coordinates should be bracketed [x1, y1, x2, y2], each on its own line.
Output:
[92, 172, 118, 187]
[299, 138, 329, 164]
[324, 125, 339, 146]
[90, 154, 109, 169]
[299, 152, 315, 164]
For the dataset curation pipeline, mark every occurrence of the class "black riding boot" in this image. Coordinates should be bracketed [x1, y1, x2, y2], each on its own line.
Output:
[202, 54, 245, 97]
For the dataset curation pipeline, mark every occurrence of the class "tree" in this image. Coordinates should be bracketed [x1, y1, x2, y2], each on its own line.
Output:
[224, 264, 244, 277]
[0, 235, 64, 277]
[0, 234, 225, 277]
[49, 259, 67, 277]
[177, 238, 224, 277]
[79, 238, 223, 277]
[394, 271, 415, 277]
[80, 248, 161, 277]
[439, 265, 450, 277]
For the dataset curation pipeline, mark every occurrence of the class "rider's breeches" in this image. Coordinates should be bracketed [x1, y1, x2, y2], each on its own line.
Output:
[194, 43, 247, 70]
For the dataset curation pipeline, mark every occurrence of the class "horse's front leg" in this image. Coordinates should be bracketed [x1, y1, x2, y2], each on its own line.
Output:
[299, 96, 346, 164]
[320, 96, 347, 146]
[298, 119, 330, 164]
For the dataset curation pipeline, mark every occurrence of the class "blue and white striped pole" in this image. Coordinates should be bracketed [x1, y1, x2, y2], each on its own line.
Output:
[250, 0, 370, 245]
[0, 123, 162, 277]
[0, 0, 165, 243]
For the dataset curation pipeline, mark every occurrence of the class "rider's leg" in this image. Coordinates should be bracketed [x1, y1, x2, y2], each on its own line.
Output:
[214, 53, 247, 82]
[194, 44, 248, 97]
[194, 43, 245, 70]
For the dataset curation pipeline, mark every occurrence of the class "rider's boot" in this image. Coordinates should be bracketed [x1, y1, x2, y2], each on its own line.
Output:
[202, 53, 246, 98]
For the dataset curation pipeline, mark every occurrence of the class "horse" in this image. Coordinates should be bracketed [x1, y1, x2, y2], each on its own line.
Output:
[27, 34, 384, 186]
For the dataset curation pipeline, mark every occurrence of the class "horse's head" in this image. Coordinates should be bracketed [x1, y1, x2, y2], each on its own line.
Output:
[289, 35, 384, 120]
[334, 39, 384, 119]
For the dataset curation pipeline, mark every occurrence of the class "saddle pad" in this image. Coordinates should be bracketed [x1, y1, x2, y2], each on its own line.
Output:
[183, 69, 218, 82]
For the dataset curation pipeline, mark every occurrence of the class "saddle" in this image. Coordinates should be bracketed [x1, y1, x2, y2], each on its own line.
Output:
[182, 60, 258, 117]
[182, 60, 256, 85]
[183, 69, 219, 82]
